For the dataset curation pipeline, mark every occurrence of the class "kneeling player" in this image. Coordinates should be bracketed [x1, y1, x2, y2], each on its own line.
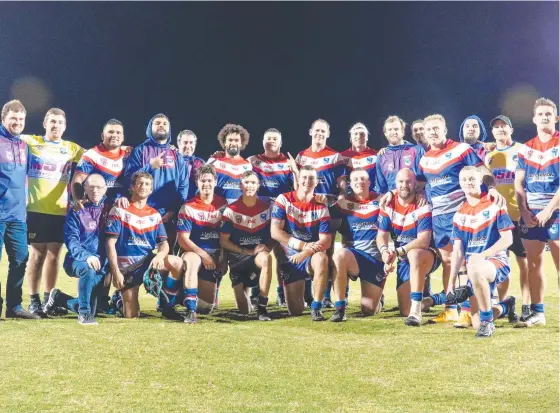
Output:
[220, 171, 273, 321]
[177, 165, 228, 323]
[377, 168, 440, 326]
[271, 166, 332, 320]
[448, 166, 516, 338]
[331, 168, 385, 321]
[105, 172, 185, 319]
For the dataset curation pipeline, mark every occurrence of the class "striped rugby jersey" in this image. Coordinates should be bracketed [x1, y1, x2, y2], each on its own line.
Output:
[340, 147, 377, 192]
[208, 156, 252, 204]
[221, 198, 271, 249]
[247, 153, 293, 203]
[295, 146, 346, 197]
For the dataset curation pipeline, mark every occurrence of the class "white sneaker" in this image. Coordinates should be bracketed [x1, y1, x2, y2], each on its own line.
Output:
[515, 312, 546, 328]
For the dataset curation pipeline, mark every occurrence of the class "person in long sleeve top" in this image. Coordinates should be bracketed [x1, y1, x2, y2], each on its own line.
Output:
[0, 100, 39, 320]
[176, 129, 205, 201]
[458, 114, 490, 161]
[121, 113, 188, 248]
[44, 174, 111, 325]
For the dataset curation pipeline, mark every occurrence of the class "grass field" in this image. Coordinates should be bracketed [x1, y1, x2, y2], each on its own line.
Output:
[0, 249, 558, 413]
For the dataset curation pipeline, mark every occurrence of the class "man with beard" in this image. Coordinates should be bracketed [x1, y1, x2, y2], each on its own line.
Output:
[208, 124, 252, 205]
[271, 166, 332, 321]
[377, 168, 441, 326]
[247, 128, 295, 306]
[220, 171, 274, 321]
[411, 119, 428, 149]
[176, 129, 205, 201]
[459, 115, 491, 161]
[0, 100, 39, 319]
[121, 113, 189, 248]
[515, 98, 560, 328]
[21, 108, 84, 317]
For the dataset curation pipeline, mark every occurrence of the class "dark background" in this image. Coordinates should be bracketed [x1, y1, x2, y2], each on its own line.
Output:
[0, 1, 558, 157]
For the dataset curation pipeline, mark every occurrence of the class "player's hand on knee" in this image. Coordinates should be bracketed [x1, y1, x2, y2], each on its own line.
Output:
[150, 254, 165, 271]
[253, 244, 270, 255]
[200, 251, 216, 270]
[113, 271, 125, 290]
[87, 255, 101, 271]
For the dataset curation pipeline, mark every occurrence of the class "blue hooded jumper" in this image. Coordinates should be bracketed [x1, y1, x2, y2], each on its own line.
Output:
[374, 140, 425, 194]
[0, 124, 30, 222]
[123, 115, 189, 216]
[458, 115, 487, 162]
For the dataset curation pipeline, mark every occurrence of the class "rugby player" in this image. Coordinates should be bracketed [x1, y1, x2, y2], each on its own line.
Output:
[484, 115, 529, 320]
[21, 108, 84, 317]
[330, 168, 383, 322]
[71, 118, 130, 313]
[339, 122, 378, 192]
[220, 171, 273, 321]
[377, 168, 441, 326]
[411, 119, 428, 148]
[44, 174, 110, 325]
[177, 165, 228, 323]
[106, 172, 185, 319]
[449, 166, 516, 337]
[208, 124, 252, 205]
[515, 98, 560, 327]
[247, 128, 294, 306]
[121, 113, 189, 249]
[418, 114, 505, 323]
[0, 100, 38, 319]
[176, 129, 204, 201]
[271, 165, 332, 321]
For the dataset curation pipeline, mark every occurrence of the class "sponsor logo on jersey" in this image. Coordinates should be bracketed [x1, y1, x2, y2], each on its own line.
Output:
[483, 211, 490, 219]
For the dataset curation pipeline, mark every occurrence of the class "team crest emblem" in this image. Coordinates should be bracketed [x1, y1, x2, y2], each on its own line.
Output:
[60, 148, 68, 154]
[220, 162, 226, 169]
[149, 216, 155, 222]
[287, 206, 294, 215]
[323, 157, 329, 164]
[367, 157, 373, 163]
[411, 213, 416, 220]
[260, 213, 267, 221]
[403, 155, 412, 166]
[483, 211, 490, 219]
[460, 217, 466, 225]
[243, 165, 248, 170]
[124, 213, 131, 222]
[387, 163, 394, 171]
[88, 221, 96, 230]
[6, 152, 13, 161]
[552, 148, 559, 157]
[278, 164, 284, 169]
[445, 152, 452, 159]
[235, 214, 243, 224]
[311, 211, 318, 220]
[527, 150, 533, 158]
[198, 212, 205, 220]
[521, 225, 528, 234]
[255, 160, 261, 166]
[272, 205, 280, 215]
[551, 224, 558, 234]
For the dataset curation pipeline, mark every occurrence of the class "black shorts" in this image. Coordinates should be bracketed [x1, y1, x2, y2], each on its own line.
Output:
[229, 253, 260, 288]
[121, 252, 156, 291]
[27, 212, 65, 244]
[510, 221, 526, 258]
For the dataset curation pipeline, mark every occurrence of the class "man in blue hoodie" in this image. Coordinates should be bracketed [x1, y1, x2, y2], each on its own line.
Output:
[44, 174, 111, 325]
[0, 100, 39, 319]
[459, 115, 492, 162]
[120, 114, 189, 248]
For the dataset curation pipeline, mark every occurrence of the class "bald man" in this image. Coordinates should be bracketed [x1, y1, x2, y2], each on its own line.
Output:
[377, 168, 441, 326]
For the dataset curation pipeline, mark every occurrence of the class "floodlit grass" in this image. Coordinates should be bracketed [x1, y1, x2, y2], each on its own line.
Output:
[0, 249, 558, 413]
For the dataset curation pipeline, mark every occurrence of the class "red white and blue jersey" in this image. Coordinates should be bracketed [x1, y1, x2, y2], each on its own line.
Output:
[452, 196, 514, 264]
[378, 197, 433, 249]
[340, 147, 377, 191]
[333, 193, 381, 260]
[272, 191, 331, 256]
[105, 204, 166, 270]
[516, 132, 560, 210]
[208, 156, 252, 204]
[177, 195, 228, 254]
[419, 139, 483, 216]
[247, 153, 293, 202]
[76, 144, 131, 202]
[295, 146, 346, 196]
[221, 198, 271, 249]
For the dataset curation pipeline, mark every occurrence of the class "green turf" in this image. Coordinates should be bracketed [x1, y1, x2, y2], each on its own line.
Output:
[0, 249, 558, 413]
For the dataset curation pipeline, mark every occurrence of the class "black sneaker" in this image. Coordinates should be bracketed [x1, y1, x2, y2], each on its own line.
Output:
[162, 306, 184, 321]
[520, 304, 531, 322]
[184, 310, 198, 324]
[276, 295, 287, 307]
[322, 297, 334, 308]
[475, 321, 496, 338]
[311, 308, 326, 321]
[515, 311, 546, 328]
[78, 313, 98, 326]
[329, 307, 346, 322]
[404, 315, 421, 326]
[257, 306, 271, 321]
[43, 288, 60, 314]
[5, 307, 42, 320]
[503, 296, 518, 323]
[28, 301, 48, 319]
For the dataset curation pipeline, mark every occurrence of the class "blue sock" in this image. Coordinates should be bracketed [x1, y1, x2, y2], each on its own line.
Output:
[461, 300, 471, 312]
[164, 276, 181, 306]
[531, 303, 544, 313]
[324, 280, 332, 300]
[335, 300, 346, 309]
[277, 286, 284, 299]
[430, 291, 446, 306]
[480, 309, 493, 323]
[497, 301, 508, 318]
[410, 292, 423, 302]
[311, 301, 323, 310]
[183, 288, 198, 311]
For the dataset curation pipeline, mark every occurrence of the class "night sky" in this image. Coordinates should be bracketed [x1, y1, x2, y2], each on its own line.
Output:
[0, 1, 558, 157]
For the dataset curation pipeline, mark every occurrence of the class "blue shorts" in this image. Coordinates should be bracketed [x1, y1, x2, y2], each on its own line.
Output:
[466, 256, 510, 294]
[432, 212, 454, 248]
[396, 247, 441, 289]
[278, 254, 313, 285]
[228, 253, 260, 288]
[346, 247, 386, 288]
[520, 209, 560, 242]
